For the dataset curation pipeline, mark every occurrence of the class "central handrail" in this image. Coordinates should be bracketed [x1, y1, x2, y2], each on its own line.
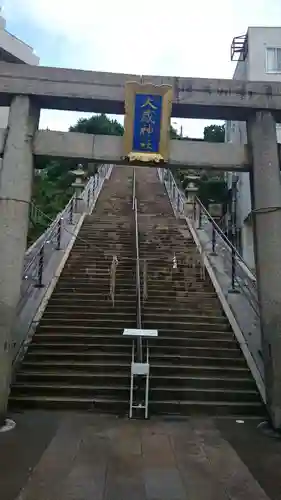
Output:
[132, 168, 143, 362]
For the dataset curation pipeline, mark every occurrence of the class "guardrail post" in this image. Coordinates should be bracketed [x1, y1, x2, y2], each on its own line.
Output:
[229, 245, 239, 293]
[56, 217, 62, 250]
[35, 246, 45, 288]
[210, 225, 217, 256]
[177, 192, 180, 214]
[69, 197, 74, 224]
[193, 199, 197, 221]
[197, 204, 202, 229]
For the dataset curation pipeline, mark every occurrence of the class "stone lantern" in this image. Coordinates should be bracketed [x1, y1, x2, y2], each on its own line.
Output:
[183, 173, 200, 217]
[185, 174, 200, 203]
[71, 164, 87, 212]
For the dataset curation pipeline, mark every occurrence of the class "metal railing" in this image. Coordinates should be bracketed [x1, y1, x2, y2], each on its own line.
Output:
[158, 167, 259, 312]
[158, 167, 263, 383]
[18, 164, 112, 313]
[132, 168, 143, 361]
[193, 196, 259, 315]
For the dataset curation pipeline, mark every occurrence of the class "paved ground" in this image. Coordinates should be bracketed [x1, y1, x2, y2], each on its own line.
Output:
[1, 411, 281, 500]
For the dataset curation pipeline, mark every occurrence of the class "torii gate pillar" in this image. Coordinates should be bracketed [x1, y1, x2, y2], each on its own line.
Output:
[0, 96, 39, 423]
[248, 111, 281, 429]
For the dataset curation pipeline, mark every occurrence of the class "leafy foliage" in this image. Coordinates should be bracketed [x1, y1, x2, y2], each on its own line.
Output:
[29, 114, 125, 243]
[197, 176, 228, 208]
[175, 124, 227, 211]
[203, 124, 225, 143]
[70, 113, 124, 136]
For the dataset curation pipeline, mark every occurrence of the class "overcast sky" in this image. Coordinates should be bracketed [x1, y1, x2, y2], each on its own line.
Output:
[2, 0, 281, 136]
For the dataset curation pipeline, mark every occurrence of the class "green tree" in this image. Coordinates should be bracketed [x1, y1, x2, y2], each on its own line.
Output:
[70, 113, 124, 135]
[175, 123, 227, 212]
[30, 114, 124, 243]
[170, 124, 180, 139]
[197, 177, 228, 208]
[203, 124, 225, 143]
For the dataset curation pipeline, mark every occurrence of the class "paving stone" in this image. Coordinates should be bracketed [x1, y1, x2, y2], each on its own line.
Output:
[193, 419, 270, 500]
[1, 412, 279, 500]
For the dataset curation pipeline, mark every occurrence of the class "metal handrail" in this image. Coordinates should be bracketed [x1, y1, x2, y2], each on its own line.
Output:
[194, 195, 255, 278]
[135, 198, 142, 330]
[132, 168, 143, 362]
[18, 165, 111, 313]
[160, 168, 259, 315]
[159, 167, 264, 389]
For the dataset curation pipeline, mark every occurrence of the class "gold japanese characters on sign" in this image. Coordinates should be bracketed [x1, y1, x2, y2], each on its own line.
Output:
[123, 82, 173, 163]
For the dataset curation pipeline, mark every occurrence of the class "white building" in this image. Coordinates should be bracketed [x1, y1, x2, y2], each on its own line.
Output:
[225, 27, 281, 269]
[0, 13, 39, 127]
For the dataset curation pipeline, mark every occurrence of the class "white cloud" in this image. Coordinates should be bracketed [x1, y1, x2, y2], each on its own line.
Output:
[3, 0, 281, 135]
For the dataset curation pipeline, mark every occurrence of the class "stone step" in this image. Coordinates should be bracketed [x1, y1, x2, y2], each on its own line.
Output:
[45, 303, 223, 315]
[11, 383, 259, 403]
[150, 387, 260, 403]
[9, 396, 264, 416]
[142, 305, 224, 315]
[33, 330, 236, 344]
[61, 270, 136, 277]
[65, 262, 136, 269]
[37, 318, 231, 332]
[53, 286, 136, 294]
[24, 351, 131, 362]
[49, 294, 220, 305]
[142, 313, 228, 324]
[20, 360, 250, 378]
[50, 292, 138, 300]
[9, 395, 127, 412]
[44, 302, 137, 318]
[24, 351, 246, 368]
[15, 370, 256, 390]
[143, 321, 231, 332]
[73, 243, 134, 250]
[38, 318, 137, 328]
[149, 400, 264, 417]
[12, 382, 130, 398]
[60, 274, 206, 284]
[41, 310, 227, 325]
[28, 343, 241, 358]
[55, 281, 136, 288]
[47, 298, 136, 307]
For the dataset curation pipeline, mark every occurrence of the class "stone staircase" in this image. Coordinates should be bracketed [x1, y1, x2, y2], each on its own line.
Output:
[136, 167, 263, 416]
[10, 167, 135, 412]
[10, 166, 264, 417]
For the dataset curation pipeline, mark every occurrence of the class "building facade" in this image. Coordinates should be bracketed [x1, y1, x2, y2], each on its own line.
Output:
[0, 13, 39, 127]
[226, 27, 281, 269]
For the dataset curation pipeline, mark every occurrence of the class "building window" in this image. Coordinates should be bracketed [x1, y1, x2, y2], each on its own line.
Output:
[266, 47, 281, 73]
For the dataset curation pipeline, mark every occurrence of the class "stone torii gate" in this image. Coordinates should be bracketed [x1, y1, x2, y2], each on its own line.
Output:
[1, 62, 281, 428]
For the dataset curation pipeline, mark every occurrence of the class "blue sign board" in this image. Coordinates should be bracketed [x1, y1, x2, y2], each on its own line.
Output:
[132, 94, 162, 153]
[123, 82, 173, 163]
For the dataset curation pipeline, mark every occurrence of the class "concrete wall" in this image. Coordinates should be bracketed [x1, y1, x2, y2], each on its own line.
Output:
[0, 15, 39, 129]
[248, 27, 281, 82]
[226, 27, 281, 268]
[0, 16, 39, 65]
